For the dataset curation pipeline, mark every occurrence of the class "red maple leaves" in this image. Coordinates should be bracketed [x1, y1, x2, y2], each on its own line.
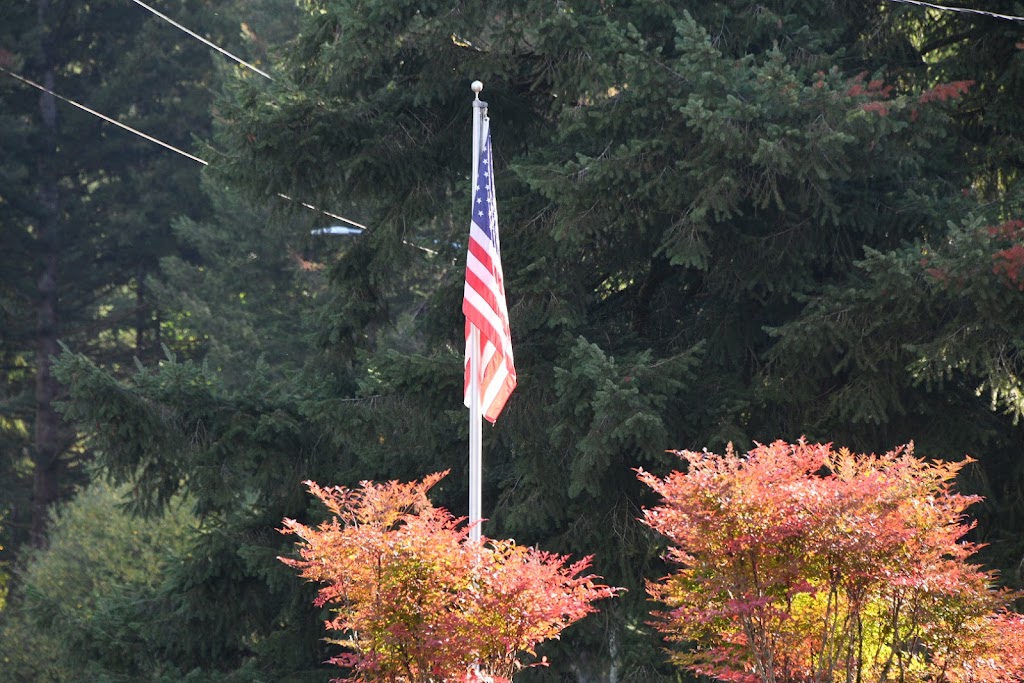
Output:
[638, 440, 1024, 683]
[279, 472, 620, 683]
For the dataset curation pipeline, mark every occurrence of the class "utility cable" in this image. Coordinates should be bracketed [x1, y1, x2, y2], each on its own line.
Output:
[884, 0, 1024, 22]
[2, 66, 208, 166]
[0, 65, 367, 230]
[127, 0, 274, 80]
[120, 2, 371, 227]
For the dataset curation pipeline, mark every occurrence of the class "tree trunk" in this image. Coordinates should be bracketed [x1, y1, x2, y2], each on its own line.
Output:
[30, 0, 62, 548]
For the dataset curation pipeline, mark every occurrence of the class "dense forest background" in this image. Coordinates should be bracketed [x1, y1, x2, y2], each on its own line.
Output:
[2, 0, 1023, 681]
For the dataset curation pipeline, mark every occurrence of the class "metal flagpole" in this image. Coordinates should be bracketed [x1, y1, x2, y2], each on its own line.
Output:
[469, 80, 486, 543]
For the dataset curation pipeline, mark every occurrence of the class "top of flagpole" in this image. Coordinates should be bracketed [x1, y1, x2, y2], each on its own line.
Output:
[472, 81, 486, 109]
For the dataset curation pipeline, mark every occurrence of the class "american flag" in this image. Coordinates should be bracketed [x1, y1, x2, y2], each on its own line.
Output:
[463, 123, 516, 422]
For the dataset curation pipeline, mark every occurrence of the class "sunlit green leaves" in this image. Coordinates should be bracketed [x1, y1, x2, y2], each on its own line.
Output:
[0, 481, 197, 682]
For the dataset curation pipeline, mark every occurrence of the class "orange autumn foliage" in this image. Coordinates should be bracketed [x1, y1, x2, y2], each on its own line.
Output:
[280, 472, 620, 683]
[638, 440, 1024, 683]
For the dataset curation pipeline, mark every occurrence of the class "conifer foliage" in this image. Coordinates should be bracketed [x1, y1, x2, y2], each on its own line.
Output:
[638, 440, 1024, 683]
[280, 472, 620, 683]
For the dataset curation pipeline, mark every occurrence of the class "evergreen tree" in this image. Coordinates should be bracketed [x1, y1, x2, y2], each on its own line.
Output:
[0, 1, 39, 559]
[0, 0, 205, 549]
[152, 175, 332, 388]
[52, 349, 341, 681]
[0, 0, 297, 552]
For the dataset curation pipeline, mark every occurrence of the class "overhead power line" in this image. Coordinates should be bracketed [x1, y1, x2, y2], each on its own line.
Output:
[127, 0, 274, 79]
[1, 66, 208, 165]
[0, 65, 367, 231]
[884, 0, 1024, 22]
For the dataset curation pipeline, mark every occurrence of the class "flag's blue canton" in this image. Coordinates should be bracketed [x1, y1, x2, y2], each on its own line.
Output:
[474, 138, 494, 241]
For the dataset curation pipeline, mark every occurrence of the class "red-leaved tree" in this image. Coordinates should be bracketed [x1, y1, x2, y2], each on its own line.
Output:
[637, 440, 1024, 683]
[280, 471, 620, 683]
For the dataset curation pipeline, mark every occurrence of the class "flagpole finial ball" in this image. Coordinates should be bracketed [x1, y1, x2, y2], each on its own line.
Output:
[471, 80, 484, 95]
